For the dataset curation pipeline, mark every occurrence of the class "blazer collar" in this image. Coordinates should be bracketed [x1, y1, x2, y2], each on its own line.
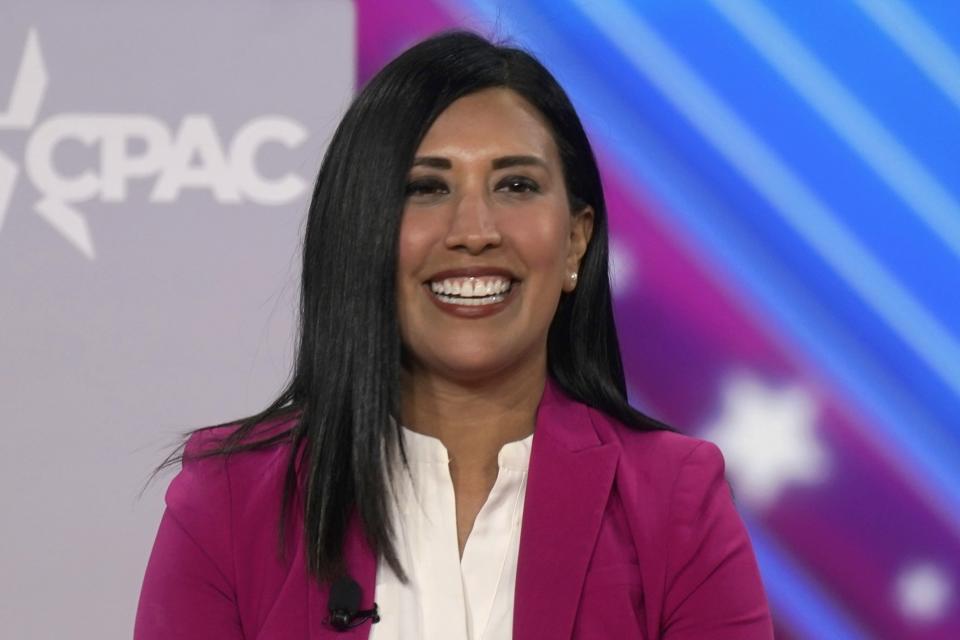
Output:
[307, 376, 620, 639]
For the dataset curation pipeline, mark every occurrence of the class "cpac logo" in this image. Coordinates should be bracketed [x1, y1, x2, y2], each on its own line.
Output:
[0, 29, 309, 259]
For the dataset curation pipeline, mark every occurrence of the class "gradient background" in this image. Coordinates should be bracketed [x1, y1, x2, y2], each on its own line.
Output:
[1, 1, 957, 638]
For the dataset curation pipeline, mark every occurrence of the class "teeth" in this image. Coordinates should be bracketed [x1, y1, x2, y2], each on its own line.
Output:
[433, 292, 506, 306]
[428, 276, 514, 305]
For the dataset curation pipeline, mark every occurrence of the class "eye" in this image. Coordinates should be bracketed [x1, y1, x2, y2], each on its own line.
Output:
[405, 178, 448, 197]
[497, 176, 540, 194]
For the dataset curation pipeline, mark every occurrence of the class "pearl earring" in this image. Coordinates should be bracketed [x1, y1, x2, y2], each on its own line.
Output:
[569, 272, 578, 282]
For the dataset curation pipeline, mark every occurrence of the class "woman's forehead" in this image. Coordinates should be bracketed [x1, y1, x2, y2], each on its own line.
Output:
[414, 88, 561, 165]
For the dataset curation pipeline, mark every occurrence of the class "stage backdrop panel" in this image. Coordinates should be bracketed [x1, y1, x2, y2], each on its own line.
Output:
[0, 1, 354, 638]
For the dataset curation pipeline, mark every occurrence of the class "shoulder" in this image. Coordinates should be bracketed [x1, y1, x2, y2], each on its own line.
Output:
[586, 405, 725, 483]
[183, 409, 301, 460]
[182, 410, 302, 474]
[583, 404, 731, 537]
[168, 410, 302, 524]
[585, 409, 773, 634]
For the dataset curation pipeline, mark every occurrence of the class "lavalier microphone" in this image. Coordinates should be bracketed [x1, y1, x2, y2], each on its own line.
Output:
[325, 575, 381, 631]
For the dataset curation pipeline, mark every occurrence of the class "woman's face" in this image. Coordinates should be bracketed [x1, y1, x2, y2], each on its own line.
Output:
[396, 87, 593, 384]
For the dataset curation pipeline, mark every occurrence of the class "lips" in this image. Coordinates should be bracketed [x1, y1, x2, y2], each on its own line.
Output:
[421, 266, 521, 319]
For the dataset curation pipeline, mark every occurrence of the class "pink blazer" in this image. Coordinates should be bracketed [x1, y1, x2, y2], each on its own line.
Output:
[135, 378, 774, 639]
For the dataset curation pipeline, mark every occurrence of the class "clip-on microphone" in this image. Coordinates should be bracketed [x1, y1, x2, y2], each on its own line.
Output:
[325, 575, 381, 632]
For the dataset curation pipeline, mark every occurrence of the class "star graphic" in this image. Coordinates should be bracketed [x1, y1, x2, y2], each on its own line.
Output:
[699, 370, 830, 509]
[895, 561, 953, 623]
[0, 28, 95, 258]
[1, 28, 48, 234]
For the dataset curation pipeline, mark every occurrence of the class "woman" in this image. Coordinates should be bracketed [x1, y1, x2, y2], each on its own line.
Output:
[135, 30, 774, 639]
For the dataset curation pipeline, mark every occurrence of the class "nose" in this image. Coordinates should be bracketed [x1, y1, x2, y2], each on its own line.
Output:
[444, 190, 502, 254]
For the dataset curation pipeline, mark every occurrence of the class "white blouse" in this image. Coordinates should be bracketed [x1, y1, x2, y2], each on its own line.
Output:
[369, 424, 534, 640]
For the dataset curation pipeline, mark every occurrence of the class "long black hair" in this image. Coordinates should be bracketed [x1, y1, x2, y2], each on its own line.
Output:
[147, 29, 677, 586]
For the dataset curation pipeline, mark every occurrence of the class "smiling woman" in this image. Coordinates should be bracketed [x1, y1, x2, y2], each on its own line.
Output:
[397, 88, 593, 387]
[135, 30, 774, 639]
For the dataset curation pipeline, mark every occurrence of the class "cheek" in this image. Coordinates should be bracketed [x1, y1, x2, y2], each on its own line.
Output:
[397, 213, 433, 271]
[504, 213, 570, 274]
[396, 211, 445, 294]
[396, 211, 446, 325]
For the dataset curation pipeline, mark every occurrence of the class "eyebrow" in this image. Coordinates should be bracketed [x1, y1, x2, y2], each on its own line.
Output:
[410, 155, 548, 170]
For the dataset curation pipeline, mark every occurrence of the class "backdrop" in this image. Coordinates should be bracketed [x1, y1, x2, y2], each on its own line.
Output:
[2, 1, 957, 639]
[0, 1, 355, 637]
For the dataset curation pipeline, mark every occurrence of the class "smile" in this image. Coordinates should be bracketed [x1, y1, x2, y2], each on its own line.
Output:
[424, 275, 519, 317]
[429, 276, 512, 305]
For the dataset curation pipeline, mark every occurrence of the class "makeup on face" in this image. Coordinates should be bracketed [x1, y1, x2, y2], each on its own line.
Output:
[395, 87, 588, 379]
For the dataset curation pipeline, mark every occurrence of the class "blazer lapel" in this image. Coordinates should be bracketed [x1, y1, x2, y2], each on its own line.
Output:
[307, 509, 378, 639]
[513, 378, 620, 640]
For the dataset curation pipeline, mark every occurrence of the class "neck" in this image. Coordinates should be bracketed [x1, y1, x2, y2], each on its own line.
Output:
[399, 356, 546, 479]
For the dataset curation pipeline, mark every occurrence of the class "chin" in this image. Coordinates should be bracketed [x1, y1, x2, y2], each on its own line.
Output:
[441, 355, 512, 378]
[415, 347, 525, 384]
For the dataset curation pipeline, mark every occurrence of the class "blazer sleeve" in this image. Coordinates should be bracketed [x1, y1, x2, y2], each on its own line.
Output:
[661, 440, 774, 639]
[134, 431, 244, 639]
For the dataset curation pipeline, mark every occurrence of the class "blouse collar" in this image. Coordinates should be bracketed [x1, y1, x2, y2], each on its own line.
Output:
[398, 423, 534, 472]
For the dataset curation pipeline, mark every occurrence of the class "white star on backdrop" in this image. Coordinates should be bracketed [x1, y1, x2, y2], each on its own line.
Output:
[700, 370, 830, 509]
[895, 561, 953, 623]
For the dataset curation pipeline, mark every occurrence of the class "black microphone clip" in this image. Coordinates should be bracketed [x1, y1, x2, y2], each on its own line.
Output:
[325, 575, 381, 632]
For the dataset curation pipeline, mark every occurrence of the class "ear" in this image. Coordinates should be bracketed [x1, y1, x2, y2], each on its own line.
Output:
[564, 205, 594, 292]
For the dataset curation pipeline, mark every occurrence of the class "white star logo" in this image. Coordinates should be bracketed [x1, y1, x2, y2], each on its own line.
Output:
[0, 28, 97, 258]
[700, 370, 830, 509]
[895, 561, 953, 623]
[0, 29, 49, 235]
[0, 28, 310, 260]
